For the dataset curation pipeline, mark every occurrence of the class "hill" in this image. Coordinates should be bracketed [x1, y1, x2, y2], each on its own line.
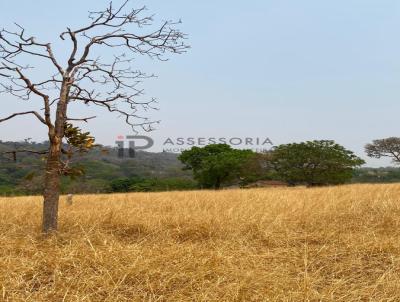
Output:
[0, 140, 192, 195]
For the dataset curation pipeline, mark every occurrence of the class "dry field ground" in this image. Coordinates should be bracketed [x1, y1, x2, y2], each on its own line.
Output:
[1, 184, 400, 301]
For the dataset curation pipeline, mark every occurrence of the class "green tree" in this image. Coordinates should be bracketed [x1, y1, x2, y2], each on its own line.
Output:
[271, 140, 365, 186]
[178, 144, 254, 189]
[110, 178, 144, 193]
[129, 178, 197, 192]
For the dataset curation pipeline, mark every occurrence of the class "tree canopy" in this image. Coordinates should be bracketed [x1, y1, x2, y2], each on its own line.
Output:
[270, 140, 365, 186]
[178, 144, 254, 189]
[365, 137, 400, 164]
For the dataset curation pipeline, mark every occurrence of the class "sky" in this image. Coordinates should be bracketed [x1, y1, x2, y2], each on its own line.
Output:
[0, 0, 399, 167]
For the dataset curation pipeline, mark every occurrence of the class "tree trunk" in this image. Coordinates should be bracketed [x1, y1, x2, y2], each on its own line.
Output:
[42, 139, 61, 233]
[41, 79, 70, 233]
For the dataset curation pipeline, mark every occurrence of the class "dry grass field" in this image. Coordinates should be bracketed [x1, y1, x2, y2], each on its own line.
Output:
[1, 184, 400, 301]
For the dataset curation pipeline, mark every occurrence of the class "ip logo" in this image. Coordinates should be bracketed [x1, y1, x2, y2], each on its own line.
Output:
[115, 135, 154, 158]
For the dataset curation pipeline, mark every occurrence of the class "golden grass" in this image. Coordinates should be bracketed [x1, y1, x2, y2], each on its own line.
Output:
[1, 184, 400, 301]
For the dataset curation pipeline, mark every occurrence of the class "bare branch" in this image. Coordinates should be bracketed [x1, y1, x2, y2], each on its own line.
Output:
[0, 24, 64, 74]
[61, 0, 188, 72]
[1, 0, 188, 134]
[66, 116, 97, 123]
[0, 111, 46, 125]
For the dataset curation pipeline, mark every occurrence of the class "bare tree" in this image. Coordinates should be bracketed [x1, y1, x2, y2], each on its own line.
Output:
[0, 1, 188, 233]
[365, 137, 400, 164]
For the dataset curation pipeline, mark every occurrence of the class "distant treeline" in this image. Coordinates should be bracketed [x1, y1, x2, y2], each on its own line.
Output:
[0, 140, 399, 196]
[352, 167, 400, 184]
